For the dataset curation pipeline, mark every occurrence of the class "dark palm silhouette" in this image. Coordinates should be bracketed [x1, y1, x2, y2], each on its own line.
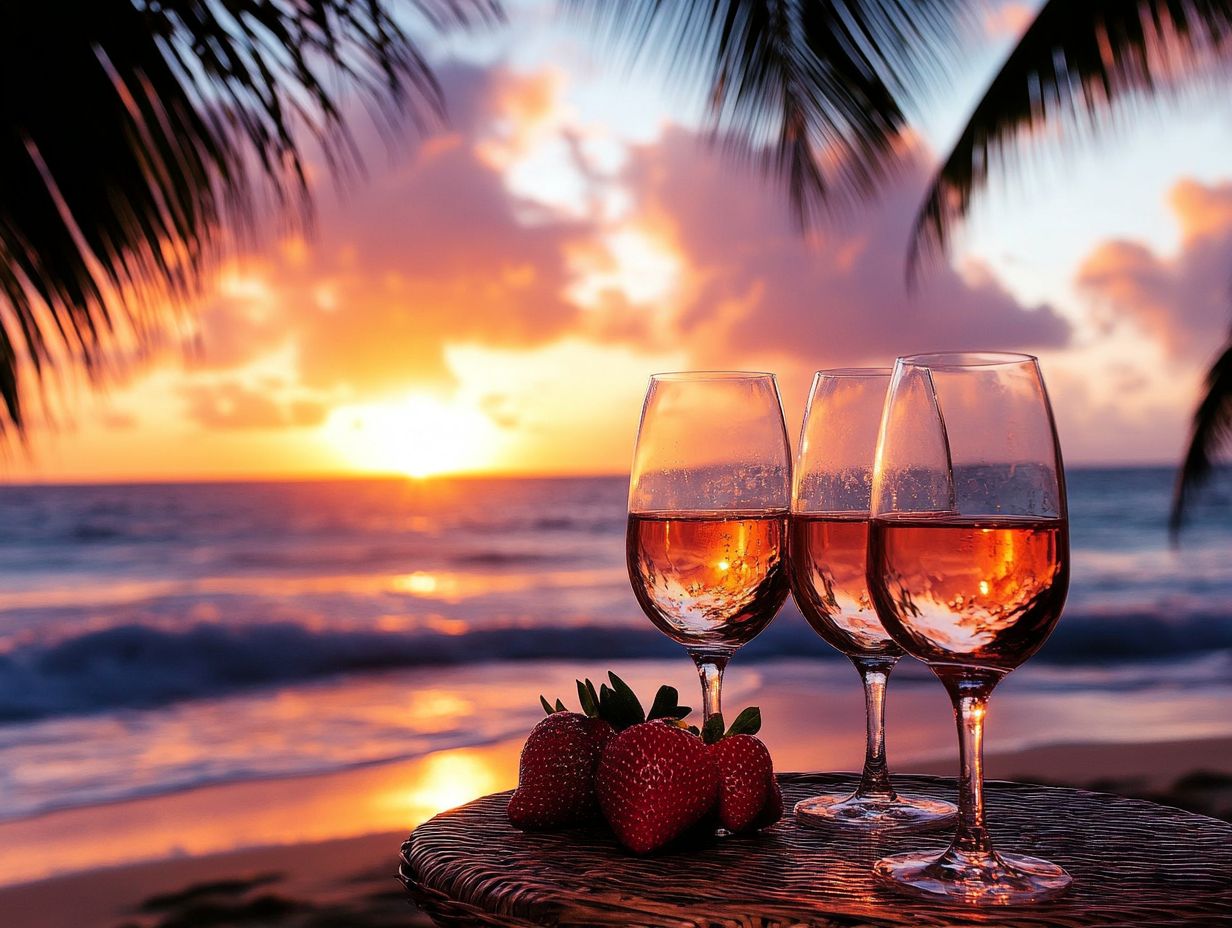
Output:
[0, 0, 496, 435]
[576, 1, 1231, 529]
[568, 1, 968, 227]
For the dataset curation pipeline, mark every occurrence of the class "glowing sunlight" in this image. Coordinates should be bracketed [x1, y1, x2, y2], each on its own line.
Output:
[399, 751, 502, 822]
[325, 394, 498, 478]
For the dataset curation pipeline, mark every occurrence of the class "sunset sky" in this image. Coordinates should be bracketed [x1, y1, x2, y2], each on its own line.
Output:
[10, 0, 1232, 482]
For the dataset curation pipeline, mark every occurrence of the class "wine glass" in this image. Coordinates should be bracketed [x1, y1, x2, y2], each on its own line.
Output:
[627, 372, 792, 723]
[868, 351, 1071, 904]
[790, 369, 957, 830]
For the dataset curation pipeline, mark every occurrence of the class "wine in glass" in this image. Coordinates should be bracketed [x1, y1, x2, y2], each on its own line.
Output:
[627, 372, 792, 722]
[790, 369, 956, 830]
[868, 351, 1071, 904]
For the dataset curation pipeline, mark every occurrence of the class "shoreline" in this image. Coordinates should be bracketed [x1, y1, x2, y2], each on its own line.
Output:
[1, 733, 1229, 927]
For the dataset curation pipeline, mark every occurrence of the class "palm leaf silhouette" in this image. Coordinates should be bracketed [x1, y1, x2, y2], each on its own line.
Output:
[1172, 333, 1232, 534]
[910, 1, 1232, 273]
[567, 0, 969, 227]
[906, 0, 1232, 528]
[0, 0, 498, 434]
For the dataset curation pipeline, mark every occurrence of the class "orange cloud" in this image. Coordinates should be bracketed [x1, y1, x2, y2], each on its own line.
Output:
[181, 382, 327, 430]
[476, 68, 567, 169]
[179, 69, 1071, 449]
[1172, 178, 1232, 242]
[187, 65, 586, 400]
[983, 2, 1034, 39]
[1077, 178, 1232, 359]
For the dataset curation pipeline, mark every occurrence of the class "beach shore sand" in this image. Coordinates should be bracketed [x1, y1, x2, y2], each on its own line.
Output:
[2, 734, 1229, 928]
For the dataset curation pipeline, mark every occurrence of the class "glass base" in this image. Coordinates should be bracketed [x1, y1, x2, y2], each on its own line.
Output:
[874, 847, 1072, 905]
[794, 792, 957, 832]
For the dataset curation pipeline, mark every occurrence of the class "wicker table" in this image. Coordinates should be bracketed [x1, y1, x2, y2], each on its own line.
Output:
[399, 772, 1232, 927]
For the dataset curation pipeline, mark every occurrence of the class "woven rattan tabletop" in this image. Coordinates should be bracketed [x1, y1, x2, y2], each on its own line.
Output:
[399, 772, 1232, 927]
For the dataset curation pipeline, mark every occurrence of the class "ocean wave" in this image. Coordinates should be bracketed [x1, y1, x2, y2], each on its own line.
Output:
[1, 609, 1229, 722]
[1035, 611, 1232, 663]
[0, 622, 676, 721]
[452, 550, 560, 566]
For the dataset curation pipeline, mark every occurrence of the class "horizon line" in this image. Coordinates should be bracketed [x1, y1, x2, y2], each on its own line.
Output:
[0, 461, 1218, 489]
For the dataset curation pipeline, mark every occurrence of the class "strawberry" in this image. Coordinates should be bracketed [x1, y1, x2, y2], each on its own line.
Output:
[507, 711, 614, 828]
[753, 777, 784, 829]
[710, 734, 775, 831]
[508, 673, 690, 830]
[595, 721, 720, 854]
[703, 707, 782, 833]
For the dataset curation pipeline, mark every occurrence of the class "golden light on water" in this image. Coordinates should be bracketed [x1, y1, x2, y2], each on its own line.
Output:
[398, 751, 502, 823]
[400, 571, 440, 594]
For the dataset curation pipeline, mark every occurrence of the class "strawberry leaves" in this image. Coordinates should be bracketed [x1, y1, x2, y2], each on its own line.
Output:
[541, 672, 692, 730]
[647, 684, 691, 722]
[700, 706, 763, 744]
[577, 679, 600, 718]
[726, 706, 762, 737]
[599, 673, 645, 728]
[540, 695, 568, 715]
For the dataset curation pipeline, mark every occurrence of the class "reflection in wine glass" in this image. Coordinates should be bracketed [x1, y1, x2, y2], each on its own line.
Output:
[790, 369, 956, 831]
[868, 352, 1071, 904]
[626, 372, 792, 722]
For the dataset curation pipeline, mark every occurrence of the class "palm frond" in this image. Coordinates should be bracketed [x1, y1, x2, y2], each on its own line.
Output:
[911, 0, 1232, 280]
[568, 0, 969, 227]
[0, 0, 499, 434]
[1171, 330, 1232, 534]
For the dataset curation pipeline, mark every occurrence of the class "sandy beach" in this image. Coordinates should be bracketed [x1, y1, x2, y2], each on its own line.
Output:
[2, 733, 1229, 928]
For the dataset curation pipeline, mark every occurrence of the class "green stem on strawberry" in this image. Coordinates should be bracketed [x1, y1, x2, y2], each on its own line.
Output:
[701, 706, 762, 744]
[540, 695, 568, 715]
[541, 672, 693, 730]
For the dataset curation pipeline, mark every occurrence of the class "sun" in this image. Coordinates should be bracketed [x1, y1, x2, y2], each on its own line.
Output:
[327, 394, 497, 478]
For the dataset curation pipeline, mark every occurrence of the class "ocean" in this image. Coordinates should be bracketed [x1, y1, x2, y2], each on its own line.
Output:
[0, 469, 1229, 823]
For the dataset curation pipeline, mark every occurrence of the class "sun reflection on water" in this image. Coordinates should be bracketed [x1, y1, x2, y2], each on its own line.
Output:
[394, 751, 502, 824]
[400, 571, 440, 594]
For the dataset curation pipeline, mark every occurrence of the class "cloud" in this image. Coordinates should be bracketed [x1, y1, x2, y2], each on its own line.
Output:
[605, 129, 1071, 368]
[1076, 178, 1232, 359]
[177, 66, 1072, 442]
[186, 269, 289, 372]
[983, 2, 1034, 39]
[188, 65, 587, 396]
[181, 382, 327, 430]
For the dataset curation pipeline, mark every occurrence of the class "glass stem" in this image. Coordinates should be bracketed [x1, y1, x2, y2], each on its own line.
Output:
[690, 650, 730, 723]
[942, 672, 1001, 857]
[853, 655, 899, 800]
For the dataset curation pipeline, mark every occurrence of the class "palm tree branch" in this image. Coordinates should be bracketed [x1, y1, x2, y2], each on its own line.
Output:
[1171, 331, 1232, 534]
[911, 0, 1232, 280]
[0, 0, 499, 435]
[568, 0, 969, 226]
